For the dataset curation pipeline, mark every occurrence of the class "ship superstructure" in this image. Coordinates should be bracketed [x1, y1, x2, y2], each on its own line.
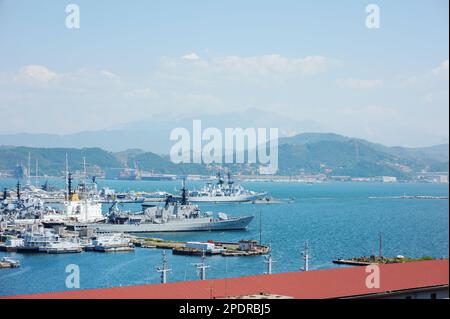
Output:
[189, 172, 266, 203]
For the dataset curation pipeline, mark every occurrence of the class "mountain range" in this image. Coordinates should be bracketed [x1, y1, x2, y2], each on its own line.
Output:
[0, 133, 448, 179]
[0, 108, 321, 154]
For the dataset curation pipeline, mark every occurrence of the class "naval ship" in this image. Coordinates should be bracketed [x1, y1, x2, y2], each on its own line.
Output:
[188, 172, 266, 203]
[78, 181, 254, 233]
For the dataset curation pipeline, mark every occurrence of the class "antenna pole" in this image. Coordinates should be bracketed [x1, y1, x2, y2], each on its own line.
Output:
[194, 252, 210, 280]
[225, 257, 228, 297]
[379, 233, 382, 258]
[156, 250, 171, 284]
[264, 249, 275, 275]
[301, 242, 310, 271]
[259, 210, 262, 245]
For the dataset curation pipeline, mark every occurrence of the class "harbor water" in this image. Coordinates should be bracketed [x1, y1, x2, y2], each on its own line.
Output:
[0, 179, 448, 296]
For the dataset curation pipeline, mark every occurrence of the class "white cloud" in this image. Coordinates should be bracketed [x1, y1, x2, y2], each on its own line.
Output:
[432, 59, 449, 75]
[213, 54, 333, 76]
[162, 54, 337, 78]
[399, 59, 449, 87]
[101, 70, 119, 78]
[337, 78, 383, 89]
[11, 65, 122, 90]
[4, 56, 445, 146]
[16, 65, 57, 83]
[0, 65, 164, 133]
[398, 75, 419, 87]
[182, 53, 200, 60]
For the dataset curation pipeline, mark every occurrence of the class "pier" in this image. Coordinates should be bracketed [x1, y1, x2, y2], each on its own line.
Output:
[132, 237, 185, 250]
[173, 240, 270, 257]
[332, 256, 436, 266]
[132, 237, 270, 257]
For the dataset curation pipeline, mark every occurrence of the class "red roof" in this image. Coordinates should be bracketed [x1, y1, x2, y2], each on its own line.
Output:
[3, 259, 448, 299]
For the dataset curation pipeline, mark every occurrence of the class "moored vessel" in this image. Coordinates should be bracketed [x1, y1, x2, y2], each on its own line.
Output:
[189, 172, 266, 203]
[81, 181, 254, 233]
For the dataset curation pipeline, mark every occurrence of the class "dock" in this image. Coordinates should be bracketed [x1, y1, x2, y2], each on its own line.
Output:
[132, 237, 270, 257]
[332, 256, 436, 266]
[332, 258, 374, 266]
[132, 237, 185, 250]
[174, 241, 270, 257]
[0, 245, 39, 253]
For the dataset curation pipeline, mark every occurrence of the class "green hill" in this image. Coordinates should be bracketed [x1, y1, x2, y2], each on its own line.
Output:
[0, 146, 122, 177]
[277, 133, 448, 176]
[0, 133, 448, 178]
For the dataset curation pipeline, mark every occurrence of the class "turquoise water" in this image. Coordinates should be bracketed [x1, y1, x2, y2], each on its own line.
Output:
[0, 179, 448, 296]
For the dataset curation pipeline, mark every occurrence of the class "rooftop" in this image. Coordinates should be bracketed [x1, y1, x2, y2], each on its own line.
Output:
[3, 259, 448, 299]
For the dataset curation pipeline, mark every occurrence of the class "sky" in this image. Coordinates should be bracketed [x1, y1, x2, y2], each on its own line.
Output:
[0, 0, 448, 147]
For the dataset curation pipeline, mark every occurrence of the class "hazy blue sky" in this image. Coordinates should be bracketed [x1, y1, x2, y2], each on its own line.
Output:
[0, 0, 448, 147]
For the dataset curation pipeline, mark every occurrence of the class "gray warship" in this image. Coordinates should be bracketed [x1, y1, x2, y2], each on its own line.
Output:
[80, 182, 254, 233]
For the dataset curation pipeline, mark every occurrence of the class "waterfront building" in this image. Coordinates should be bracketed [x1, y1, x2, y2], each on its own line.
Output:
[5, 260, 447, 299]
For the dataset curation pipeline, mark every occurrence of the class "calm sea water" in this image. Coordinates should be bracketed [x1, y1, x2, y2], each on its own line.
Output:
[0, 179, 448, 296]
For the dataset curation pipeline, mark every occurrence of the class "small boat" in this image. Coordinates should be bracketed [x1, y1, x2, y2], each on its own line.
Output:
[92, 233, 134, 252]
[0, 257, 21, 268]
[38, 241, 83, 254]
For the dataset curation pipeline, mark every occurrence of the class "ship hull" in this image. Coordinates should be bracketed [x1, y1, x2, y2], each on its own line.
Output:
[38, 248, 82, 254]
[89, 216, 254, 233]
[189, 194, 265, 203]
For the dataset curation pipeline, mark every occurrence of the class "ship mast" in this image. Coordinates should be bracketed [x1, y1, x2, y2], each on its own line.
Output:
[27, 152, 31, 186]
[65, 153, 69, 201]
[82, 156, 89, 221]
[217, 172, 224, 187]
[227, 170, 234, 189]
[180, 177, 188, 205]
[83, 156, 87, 186]
[16, 181, 21, 203]
[35, 158, 39, 186]
[68, 172, 73, 199]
